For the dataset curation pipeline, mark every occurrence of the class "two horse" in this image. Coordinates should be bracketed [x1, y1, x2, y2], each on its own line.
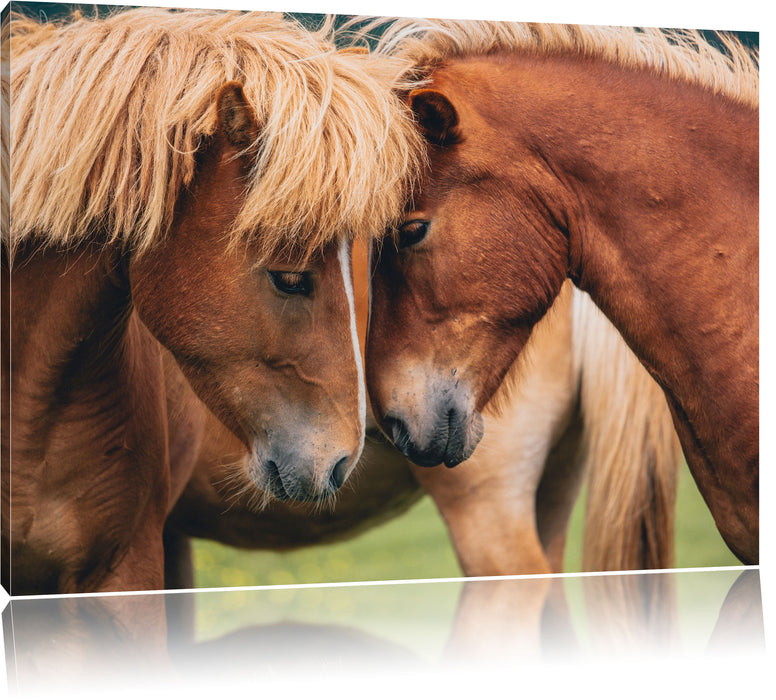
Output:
[363, 20, 758, 564]
[2, 8, 421, 594]
[5, 10, 743, 595]
[166, 243, 680, 582]
[161, 20, 708, 587]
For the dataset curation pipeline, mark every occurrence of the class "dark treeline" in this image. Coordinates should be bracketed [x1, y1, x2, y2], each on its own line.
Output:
[6, 2, 760, 52]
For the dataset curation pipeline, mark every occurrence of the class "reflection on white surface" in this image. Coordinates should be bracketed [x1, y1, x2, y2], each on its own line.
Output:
[2, 568, 767, 697]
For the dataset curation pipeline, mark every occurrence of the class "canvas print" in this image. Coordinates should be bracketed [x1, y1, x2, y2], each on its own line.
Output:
[0, 2, 758, 602]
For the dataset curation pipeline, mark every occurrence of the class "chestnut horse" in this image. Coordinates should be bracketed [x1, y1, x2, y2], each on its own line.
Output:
[165, 241, 680, 583]
[1, 8, 420, 595]
[362, 21, 758, 564]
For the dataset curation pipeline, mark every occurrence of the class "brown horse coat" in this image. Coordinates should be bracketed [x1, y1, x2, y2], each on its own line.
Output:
[362, 20, 758, 563]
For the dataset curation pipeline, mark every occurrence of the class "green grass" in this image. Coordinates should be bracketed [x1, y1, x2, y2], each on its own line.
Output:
[673, 460, 742, 568]
[192, 496, 461, 590]
[191, 458, 740, 591]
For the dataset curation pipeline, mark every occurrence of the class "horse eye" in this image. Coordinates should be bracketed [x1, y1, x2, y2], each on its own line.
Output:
[267, 270, 313, 296]
[398, 220, 429, 249]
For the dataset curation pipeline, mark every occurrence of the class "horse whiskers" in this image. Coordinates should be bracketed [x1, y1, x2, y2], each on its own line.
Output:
[308, 488, 342, 516]
[245, 484, 275, 514]
[210, 457, 347, 515]
[211, 460, 266, 514]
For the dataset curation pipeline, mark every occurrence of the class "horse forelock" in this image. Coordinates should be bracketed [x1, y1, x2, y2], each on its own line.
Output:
[7, 8, 424, 260]
[348, 18, 758, 109]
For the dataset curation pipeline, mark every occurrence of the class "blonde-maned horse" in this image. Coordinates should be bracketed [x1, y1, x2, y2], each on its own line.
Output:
[165, 239, 680, 584]
[361, 20, 758, 563]
[1, 8, 421, 595]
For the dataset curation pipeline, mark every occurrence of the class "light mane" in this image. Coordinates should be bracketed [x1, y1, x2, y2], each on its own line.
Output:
[346, 18, 758, 108]
[1, 11, 9, 240]
[8, 9, 423, 260]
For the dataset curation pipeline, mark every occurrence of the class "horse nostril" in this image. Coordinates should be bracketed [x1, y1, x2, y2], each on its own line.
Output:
[383, 414, 411, 453]
[442, 404, 484, 468]
[329, 455, 350, 490]
[263, 459, 290, 500]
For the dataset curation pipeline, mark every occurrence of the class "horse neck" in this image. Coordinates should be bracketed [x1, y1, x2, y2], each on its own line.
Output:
[480, 54, 758, 466]
[7, 244, 158, 464]
[5, 243, 176, 592]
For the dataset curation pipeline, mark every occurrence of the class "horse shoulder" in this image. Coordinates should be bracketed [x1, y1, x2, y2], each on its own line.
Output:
[7, 250, 172, 592]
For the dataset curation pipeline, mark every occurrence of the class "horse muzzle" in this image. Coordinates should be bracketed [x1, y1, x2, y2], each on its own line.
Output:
[249, 442, 357, 502]
[381, 388, 484, 468]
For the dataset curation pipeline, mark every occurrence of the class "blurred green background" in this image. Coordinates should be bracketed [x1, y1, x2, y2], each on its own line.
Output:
[191, 458, 741, 589]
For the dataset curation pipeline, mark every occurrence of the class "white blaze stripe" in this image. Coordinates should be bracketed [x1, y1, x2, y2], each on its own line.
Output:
[338, 238, 366, 458]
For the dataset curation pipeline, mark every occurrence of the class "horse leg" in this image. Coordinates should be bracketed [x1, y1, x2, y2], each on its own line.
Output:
[160, 346, 207, 592]
[534, 408, 585, 572]
[89, 511, 168, 594]
[410, 442, 552, 575]
[412, 282, 578, 577]
[163, 529, 194, 590]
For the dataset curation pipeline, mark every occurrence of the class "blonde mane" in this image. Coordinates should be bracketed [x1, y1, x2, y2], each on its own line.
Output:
[1, 11, 9, 240]
[8, 8, 423, 260]
[345, 18, 758, 108]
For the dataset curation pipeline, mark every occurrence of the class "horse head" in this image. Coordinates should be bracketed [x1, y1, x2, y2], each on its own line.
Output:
[366, 81, 569, 468]
[131, 84, 364, 502]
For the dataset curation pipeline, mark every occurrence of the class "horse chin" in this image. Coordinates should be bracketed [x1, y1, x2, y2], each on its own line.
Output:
[382, 397, 485, 469]
[446, 411, 484, 467]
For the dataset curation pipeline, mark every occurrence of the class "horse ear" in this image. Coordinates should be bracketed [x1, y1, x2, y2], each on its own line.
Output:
[408, 89, 460, 146]
[216, 81, 260, 149]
